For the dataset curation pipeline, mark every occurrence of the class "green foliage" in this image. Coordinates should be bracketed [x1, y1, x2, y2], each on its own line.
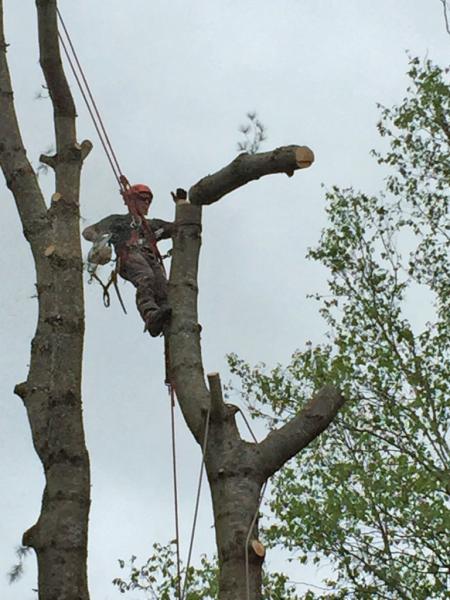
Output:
[113, 541, 303, 599]
[228, 58, 450, 599]
[113, 542, 218, 599]
[113, 58, 449, 600]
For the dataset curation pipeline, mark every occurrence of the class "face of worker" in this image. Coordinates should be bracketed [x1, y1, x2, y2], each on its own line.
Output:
[135, 193, 152, 216]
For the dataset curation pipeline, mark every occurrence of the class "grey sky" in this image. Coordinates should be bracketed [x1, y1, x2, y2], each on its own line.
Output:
[1, 1, 449, 598]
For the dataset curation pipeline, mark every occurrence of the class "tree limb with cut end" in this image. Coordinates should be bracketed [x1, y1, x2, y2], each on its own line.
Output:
[189, 145, 314, 205]
[166, 142, 345, 600]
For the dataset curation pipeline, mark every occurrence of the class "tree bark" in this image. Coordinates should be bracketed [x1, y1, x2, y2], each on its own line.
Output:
[0, 2, 91, 598]
[167, 146, 346, 599]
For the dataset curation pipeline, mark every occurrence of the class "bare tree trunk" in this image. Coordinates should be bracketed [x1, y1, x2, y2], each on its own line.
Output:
[207, 426, 265, 599]
[167, 147, 346, 599]
[0, 2, 91, 598]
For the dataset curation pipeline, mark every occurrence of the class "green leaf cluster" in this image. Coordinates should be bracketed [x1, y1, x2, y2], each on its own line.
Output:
[113, 58, 449, 600]
[228, 58, 450, 599]
[113, 541, 303, 599]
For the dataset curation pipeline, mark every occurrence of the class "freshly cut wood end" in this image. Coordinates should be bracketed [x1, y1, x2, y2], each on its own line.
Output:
[80, 139, 93, 159]
[44, 244, 56, 257]
[250, 539, 266, 558]
[295, 146, 314, 168]
[51, 192, 62, 203]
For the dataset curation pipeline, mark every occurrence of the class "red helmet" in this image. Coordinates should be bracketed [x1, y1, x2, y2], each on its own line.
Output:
[129, 184, 153, 198]
[122, 183, 153, 218]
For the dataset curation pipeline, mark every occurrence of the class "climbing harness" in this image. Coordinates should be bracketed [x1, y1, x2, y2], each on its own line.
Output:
[57, 11, 167, 311]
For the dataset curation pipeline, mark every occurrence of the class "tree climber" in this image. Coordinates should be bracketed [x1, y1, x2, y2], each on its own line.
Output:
[82, 184, 175, 337]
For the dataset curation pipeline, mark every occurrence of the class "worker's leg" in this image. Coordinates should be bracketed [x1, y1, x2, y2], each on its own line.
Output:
[152, 262, 169, 306]
[119, 250, 170, 336]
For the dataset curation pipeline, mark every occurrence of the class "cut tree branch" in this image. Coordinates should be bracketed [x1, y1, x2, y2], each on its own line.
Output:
[189, 145, 314, 205]
[168, 145, 315, 442]
[167, 141, 340, 599]
[208, 372, 226, 421]
[258, 385, 346, 478]
[39, 153, 57, 168]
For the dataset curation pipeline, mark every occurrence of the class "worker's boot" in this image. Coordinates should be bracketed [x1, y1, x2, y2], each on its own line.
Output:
[146, 305, 172, 337]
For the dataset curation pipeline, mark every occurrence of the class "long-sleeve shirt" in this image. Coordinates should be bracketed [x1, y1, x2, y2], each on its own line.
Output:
[82, 213, 174, 265]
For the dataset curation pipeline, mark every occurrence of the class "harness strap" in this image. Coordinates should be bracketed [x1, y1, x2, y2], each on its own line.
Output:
[90, 270, 127, 314]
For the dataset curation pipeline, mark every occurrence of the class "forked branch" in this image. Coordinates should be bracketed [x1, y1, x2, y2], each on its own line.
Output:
[257, 385, 345, 478]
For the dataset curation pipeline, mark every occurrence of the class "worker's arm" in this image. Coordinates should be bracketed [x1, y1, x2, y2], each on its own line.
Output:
[148, 188, 186, 240]
[83, 215, 128, 268]
[82, 214, 127, 241]
[148, 218, 175, 240]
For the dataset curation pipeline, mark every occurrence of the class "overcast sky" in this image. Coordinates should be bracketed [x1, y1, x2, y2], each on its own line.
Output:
[1, 1, 449, 598]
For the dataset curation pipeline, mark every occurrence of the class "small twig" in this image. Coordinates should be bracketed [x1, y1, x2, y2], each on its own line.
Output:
[440, 0, 450, 34]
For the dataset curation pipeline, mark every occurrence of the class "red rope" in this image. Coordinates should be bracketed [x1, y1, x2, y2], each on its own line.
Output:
[56, 8, 126, 190]
[57, 15, 183, 597]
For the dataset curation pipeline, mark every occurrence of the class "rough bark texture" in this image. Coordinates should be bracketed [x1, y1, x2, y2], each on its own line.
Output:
[167, 147, 346, 599]
[189, 145, 314, 206]
[0, 2, 91, 598]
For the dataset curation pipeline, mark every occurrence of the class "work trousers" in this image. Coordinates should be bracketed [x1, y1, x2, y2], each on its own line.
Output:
[118, 246, 168, 327]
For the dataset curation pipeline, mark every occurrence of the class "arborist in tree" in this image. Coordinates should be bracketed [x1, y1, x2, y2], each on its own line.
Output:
[82, 183, 181, 337]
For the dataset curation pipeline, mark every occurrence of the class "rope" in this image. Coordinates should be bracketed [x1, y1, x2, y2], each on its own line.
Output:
[169, 384, 182, 600]
[181, 407, 211, 600]
[236, 408, 267, 600]
[57, 8, 124, 178]
[56, 8, 125, 189]
[237, 408, 258, 443]
[55, 14, 201, 600]
[245, 481, 268, 600]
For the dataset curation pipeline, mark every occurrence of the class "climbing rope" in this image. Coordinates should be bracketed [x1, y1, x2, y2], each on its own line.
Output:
[236, 408, 268, 600]
[56, 12, 183, 592]
[56, 8, 127, 190]
[169, 384, 182, 600]
[245, 481, 268, 600]
[56, 14, 265, 598]
[181, 407, 211, 600]
[56, 17, 191, 596]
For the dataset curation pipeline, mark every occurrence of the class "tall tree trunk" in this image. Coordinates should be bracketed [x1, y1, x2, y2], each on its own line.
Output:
[0, 2, 92, 598]
[167, 151, 346, 600]
[207, 432, 265, 600]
